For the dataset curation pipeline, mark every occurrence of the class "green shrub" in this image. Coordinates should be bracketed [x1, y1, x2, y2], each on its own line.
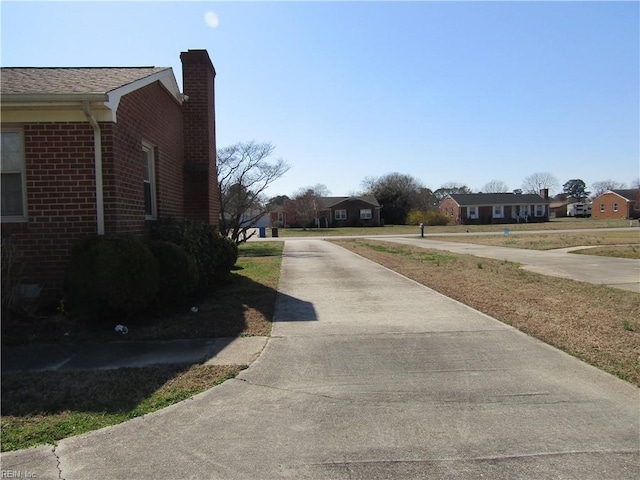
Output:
[148, 240, 199, 303]
[424, 210, 450, 226]
[406, 210, 450, 226]
[1, 236, 24, 320]
[65, 235, 159, 318]
[151, 217, 218, 288]
[151, 217, 237, 287]
[211, 235, 238, 278]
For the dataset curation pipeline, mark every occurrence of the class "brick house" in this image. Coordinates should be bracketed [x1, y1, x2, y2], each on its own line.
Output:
[317, 196, 382, 227]
[591, 189, 640, 219]
[1, 49, 220, 303]
[440, 190, 550, 225]
[272, 196, 382, 228]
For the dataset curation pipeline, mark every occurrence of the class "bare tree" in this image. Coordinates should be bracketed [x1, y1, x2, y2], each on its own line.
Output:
[285, 185, 330, 229]
[218, 141, 290, 243]
[482, 180, 509, 193]
[434, 182, 473, 204]
[591, 179, 627, 197]
[521, 172, 559, 194]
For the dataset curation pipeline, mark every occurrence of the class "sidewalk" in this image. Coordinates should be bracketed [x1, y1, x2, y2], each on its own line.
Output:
[1, 337, 268, 373]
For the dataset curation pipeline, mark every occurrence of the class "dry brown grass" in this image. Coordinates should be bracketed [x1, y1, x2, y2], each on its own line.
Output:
[431, 230, 640, 251]
[571, 245, 640, 259]
[332, 239, 640, 386]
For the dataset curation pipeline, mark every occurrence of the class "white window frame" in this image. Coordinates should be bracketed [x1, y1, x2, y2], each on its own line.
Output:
[613, 202, 618, 212]
[1, 127, 28, 222]
[360, 209, 372, 220]
[335, 209, 347, 220]
[142, 142, 157, 220]
[600, 203, 605, 213]
[467, 206, 478, 219]
[534, 204, 545, 217]
[492, 205, 504, 219]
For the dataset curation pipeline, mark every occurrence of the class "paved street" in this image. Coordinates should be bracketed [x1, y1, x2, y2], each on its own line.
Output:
[3, 239, 637, 479]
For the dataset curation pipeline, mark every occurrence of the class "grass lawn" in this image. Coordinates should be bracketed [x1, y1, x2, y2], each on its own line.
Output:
[276, 217, 636, 237]
[1, 242, 283, 452]
[426, 230, 640, 257]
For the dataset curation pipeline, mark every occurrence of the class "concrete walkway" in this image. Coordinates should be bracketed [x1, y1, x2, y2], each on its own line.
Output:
[1, 337, 268, 373]
[2, 239, 638, 479]
[378, 236, 640, 293]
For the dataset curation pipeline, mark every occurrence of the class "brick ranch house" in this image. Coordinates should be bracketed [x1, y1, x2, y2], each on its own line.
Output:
[1, 49, 220, 303]
[591, 189, 640, 220]
[440, 190, 550, 225]
[272, 196, 382, 228]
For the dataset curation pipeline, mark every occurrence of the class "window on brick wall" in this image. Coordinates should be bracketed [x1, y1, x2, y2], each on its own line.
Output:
[142, 142, 157, 220]
[335, 209, 347, 220]
[1, 128, 27, 221]
[360, 209, 372, 220]
[613, 202, 618, 212]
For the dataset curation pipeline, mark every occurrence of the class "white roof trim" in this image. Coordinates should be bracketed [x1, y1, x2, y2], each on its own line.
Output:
[599, 190, 634, 202]
[104, 68, 182, 122]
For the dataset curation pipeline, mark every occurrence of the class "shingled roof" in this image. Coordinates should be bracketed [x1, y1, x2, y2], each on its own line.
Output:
[317, 196, 381, 209]
[447, 193, 549, 206]
[602, 189, 640, 202]
[1, 67, 170, 95]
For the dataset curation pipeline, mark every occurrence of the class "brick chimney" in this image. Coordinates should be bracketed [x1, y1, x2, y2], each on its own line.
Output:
[180, 49, 220, 226]
[540, 188, 549, 199]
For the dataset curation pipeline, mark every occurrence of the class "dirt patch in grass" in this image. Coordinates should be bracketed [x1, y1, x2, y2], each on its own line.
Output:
[332, 239, 640, 386]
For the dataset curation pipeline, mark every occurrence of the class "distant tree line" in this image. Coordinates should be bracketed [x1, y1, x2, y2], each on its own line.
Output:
[214, 141, 637, 238]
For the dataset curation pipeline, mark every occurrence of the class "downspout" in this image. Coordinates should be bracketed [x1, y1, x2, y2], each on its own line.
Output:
[82, 101, 105, 235]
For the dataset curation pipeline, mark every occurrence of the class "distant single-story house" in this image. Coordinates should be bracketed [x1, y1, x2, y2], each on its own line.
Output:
[1, 49, 220, 302]
[591, 189, 640, 220]
[317, 196, 382, 227]
[271, 195, 382, 228]
[440, 190, 550, 225]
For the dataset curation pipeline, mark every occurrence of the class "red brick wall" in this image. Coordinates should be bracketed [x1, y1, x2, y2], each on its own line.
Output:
[2, 122, 98, 301]
[592, 193, 636, 219]
[327, 199, 381, 227]
[106, 82, 184, 235]
[3, 53, 220, 301]
[439, 197, 459, 221]
[2, 82, 185, 300]
[181, 49, 221, 226]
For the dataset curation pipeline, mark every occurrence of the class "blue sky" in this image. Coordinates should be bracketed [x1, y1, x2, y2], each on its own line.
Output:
[2, 1, 638, 198]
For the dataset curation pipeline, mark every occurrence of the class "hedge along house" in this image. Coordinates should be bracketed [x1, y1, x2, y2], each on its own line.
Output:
[1, 49, 220, 304]
[591, 189, 640, 220]
[440, 190, 550, 225]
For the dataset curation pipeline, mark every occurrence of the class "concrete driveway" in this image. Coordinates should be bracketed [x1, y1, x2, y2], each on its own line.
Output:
[2, 240, 638, 479]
